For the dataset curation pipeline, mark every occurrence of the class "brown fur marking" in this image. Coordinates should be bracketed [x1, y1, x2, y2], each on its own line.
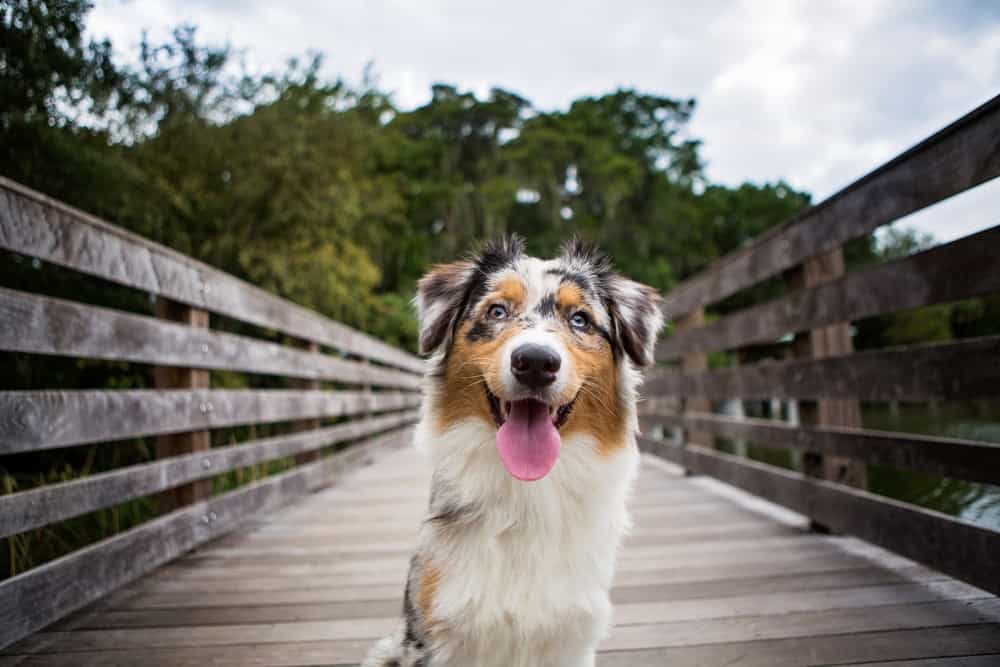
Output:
[560, 332, 627, 456]
[557, 283, 583, 311]
[418, 563, 442, 622]
[436, 320, 521, 431]
[495, 274, 527, 306]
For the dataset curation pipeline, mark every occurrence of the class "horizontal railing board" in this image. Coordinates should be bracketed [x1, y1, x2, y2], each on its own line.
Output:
[0, 389, 421, 454]
[646, 335, 1000, 401]
[0, 287, 421, 390]
[638, 437, 1000, 596]
[639, 412, 1000, 485]
[0, 410, 419, 538]
[657, 224, 1000, 360]
[0, 425, 414, 651]
[660, 94, 1000, 319]
[0, 177, 425, 374]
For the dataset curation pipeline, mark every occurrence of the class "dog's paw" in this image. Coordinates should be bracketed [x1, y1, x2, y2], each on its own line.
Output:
[362, 628, 428, 667]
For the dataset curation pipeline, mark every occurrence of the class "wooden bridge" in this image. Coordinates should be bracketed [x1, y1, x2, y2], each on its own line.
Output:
[1, 95, 999, 665]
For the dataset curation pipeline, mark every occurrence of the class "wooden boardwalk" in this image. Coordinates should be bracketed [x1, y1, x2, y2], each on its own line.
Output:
[3, 447, 998, 667]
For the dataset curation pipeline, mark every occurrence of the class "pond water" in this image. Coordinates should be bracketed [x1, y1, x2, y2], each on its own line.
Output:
[862, 401, 1000, 530]
[731, 400, 1000, 531]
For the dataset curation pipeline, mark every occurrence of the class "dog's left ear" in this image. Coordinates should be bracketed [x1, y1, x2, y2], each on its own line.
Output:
[605, 275, 664, 367]
[414, 260, 477, 355]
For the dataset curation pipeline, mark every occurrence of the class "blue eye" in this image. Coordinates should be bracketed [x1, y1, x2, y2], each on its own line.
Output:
[570, 311, 590, 329]
[488, 304, 509, 320]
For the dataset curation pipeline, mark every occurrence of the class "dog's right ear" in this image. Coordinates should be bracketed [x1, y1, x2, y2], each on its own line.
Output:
[415, 260, 477, 355]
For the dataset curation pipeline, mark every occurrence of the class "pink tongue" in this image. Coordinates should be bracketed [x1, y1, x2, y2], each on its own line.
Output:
[496, 400, 561, 481]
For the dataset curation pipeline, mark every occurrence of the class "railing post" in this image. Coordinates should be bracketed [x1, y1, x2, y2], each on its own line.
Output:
[786, 247, 867, 494]
[291, 339, 322, 466]
[725, 350, 748, 458]
[153, 298, 211, 511]
[676, 308, 712, 456]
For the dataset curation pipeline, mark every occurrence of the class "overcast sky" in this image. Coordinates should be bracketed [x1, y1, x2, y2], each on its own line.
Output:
[86, 0, 1000, 244]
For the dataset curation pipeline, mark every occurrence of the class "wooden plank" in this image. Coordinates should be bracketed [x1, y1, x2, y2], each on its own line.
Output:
[639, 438, 1000, 595]
[645, 334, 1000, 401]
[0, 425, 414, 650]
[0, 389, 421, 454]
[8, 623, 1000, 666]
[841, 658, 1000, 666]
[659, 93, 1000, 319]
[597, 625, 1000, 667]
[0, 287, 421, 389]
[610, 565, 943, 605]
[611, 579, 988, 626]
[0, 176, 425, 374]
[68, 599, 406, 630]
[0, 640, 374, 666]
[155, 536, 826, 580]
[71, 568, 940, 630]
[14, 590, 998, 653]
[104, 583, 409, 609]
[13, 628, 993, 667]
[153, 298, 212, 510]
[137, 546, 854, 593]
[0, 410, 419, 538]
[11, 618, 398, 653]
[640, 412, 1000, 485]
[657, 224, 1000, 360]
[604, 599, 1000, 652]
[103, 554, 901, 611]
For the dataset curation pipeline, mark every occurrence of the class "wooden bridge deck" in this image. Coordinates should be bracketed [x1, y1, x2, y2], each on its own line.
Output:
[3, 448, 998, 667]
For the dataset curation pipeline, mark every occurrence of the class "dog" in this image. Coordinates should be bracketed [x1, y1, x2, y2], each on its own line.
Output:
[363, 235, 663, 667]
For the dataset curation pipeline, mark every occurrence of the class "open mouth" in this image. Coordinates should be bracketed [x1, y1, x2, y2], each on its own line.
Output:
[485, 387, 576, 430]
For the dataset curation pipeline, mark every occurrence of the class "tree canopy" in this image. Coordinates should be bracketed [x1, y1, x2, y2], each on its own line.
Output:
[2, 0, 981, 354]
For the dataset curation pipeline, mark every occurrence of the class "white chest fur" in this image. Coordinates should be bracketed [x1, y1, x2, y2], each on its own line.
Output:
[415, 418, 639, 667]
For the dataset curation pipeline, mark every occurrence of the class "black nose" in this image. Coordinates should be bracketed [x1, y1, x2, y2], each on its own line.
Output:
[511, 344, 561, 389]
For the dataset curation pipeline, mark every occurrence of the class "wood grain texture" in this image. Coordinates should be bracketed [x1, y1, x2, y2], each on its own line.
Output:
[660, 93, 1000, 319]
[290, 339, 323, 466]
[0, 389, 421, 454]
[646, 334, 1000, 401]
[0, 287, 421, 389]
[0, 410, 419, 538]
[639, 412, 1000, 485]
[3, 449, 998, 666]
[787, 246, 866, 490]
[639, 437, 1000, 596]
[11, 589, 998, 653]
[0, 425, 414, 650]
[657, 224, 1000, 360]
[0, 177, 424, 373]
[152, 298, 212, 510]
[676, 308, 712, 451]
[597, 625, 1000, 667]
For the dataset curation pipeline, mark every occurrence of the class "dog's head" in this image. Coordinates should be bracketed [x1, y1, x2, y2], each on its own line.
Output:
[415, 235, 663, 481]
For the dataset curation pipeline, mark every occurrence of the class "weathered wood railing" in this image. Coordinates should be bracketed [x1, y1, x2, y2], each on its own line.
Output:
[641, 94, 1000, 596]
[0, 178, 424, 649]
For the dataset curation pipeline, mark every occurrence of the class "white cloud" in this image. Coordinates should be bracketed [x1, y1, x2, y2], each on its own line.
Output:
[87, 0, 1000, 243]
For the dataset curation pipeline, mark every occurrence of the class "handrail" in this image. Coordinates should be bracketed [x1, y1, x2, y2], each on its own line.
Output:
[645, 96, 1000, 598]
[660, 93, 1000, 320]
[0, 177, 425, 374]
[0, 179, 425, 650]
[657, 223, 1000, 360]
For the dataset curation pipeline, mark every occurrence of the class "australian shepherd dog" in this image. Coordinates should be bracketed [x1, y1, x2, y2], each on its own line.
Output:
[363, 235, 663, 667]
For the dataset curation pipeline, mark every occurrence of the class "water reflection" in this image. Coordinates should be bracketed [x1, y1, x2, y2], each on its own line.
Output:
[726, 399, 1000, 531]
